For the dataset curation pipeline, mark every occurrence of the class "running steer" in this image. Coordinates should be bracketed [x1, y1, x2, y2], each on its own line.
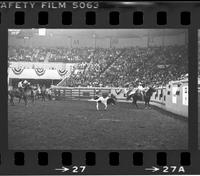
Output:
[94, 95, 116, 110]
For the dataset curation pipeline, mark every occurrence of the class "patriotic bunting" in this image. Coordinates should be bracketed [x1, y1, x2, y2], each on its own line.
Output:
[57, 68, 68, 76]
[35, 67, 46, 76]
[12, 66, 24, 75]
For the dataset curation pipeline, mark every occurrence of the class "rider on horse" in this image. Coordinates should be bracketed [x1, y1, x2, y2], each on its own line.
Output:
[17, 79, 30, 99]
[137, 82, 145, 100]
[18, 79, 24, 93]
[37, 84, 41, 94]
[18, 79, 30, 92]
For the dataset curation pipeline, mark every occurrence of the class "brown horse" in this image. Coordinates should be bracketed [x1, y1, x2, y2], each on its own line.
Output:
[34, 85, 46, 101]
[8, 88, 23, 105]
[127, 87, 156, 109]
[9, 84, 35, 106]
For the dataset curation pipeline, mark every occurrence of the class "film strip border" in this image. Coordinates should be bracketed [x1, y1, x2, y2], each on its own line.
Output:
[0, 151, 191, 166]
[0, 10, 193, 26]
[0, 2, 199, 27]
[0, 151, 194, 174]
[0, 10, 192, 26]
[0, 1, 199, 175]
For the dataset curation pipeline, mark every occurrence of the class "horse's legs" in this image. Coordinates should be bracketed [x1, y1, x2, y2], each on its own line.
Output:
[104, 103, 107, 110]
[148, 101, 151, 109]
[18, 96, 21, 103]
[132, 98, 138, 109]
[144, 100, 147, 109]
[135, 102, 138, 109]
[10, 97, 12, 104]
[18, 94, 21, 103]
[43, 94, 45, 101]
[32, 95, 35, 104]
[10, 96, 14, 105]
[131, 98, 134, 104]
[96, 102, 99, 110]
[41, 94, 44, 101]
[24, 96, 28, 107]
[44, 93, 46, 101]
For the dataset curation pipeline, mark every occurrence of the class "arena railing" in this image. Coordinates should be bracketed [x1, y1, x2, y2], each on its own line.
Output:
[50, 79, 188, 117]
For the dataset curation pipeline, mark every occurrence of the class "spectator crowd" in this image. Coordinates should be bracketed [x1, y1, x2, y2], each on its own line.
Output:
[8, 45, 188, 88]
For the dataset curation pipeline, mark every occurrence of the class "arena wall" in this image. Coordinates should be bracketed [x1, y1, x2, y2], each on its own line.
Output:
[51, 79, 188, 118]
[150, 80, 188, 117]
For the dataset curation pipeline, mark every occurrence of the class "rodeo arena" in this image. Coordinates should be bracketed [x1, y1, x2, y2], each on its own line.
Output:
[8, 29, 188, 150]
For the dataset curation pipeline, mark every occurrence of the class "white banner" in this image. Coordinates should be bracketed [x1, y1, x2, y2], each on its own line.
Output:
[172, 86, 178, 104]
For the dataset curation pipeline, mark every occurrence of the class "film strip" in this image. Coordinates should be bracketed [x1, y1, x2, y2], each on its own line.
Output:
[0, 1, 199, 175]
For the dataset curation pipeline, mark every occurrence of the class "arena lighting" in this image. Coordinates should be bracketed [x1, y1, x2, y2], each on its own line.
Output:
[38, 28, 46, 36]
[9, 29, 21, 35]
[8, 29, 20, 32]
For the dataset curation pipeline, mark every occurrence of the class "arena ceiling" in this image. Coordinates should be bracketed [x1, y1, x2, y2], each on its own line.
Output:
[9, 29, 186, 39]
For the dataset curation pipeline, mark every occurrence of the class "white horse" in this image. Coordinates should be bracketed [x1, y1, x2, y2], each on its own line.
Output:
[94, 95, 116, 110]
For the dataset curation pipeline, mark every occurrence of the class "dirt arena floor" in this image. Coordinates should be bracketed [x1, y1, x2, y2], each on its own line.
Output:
[8, 98, 188, 150]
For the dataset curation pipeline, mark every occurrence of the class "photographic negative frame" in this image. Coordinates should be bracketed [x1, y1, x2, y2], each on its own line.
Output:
[0, 1, 199, 175]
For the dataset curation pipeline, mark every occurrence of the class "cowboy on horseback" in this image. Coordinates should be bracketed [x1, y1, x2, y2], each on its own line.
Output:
[137, 82, 145, 100]
[18, 79, 24, 93]
[18, 79, 29, 95]
[22, 80, 31, 90]
[126, 83, 156, 109]
[37, 84, 41, 94]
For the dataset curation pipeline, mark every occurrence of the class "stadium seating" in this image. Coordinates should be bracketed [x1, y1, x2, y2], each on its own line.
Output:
[8, 45, 188, 87]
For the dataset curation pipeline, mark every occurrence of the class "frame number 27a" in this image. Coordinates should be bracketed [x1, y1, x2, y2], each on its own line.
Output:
[145, 166, 185, 173]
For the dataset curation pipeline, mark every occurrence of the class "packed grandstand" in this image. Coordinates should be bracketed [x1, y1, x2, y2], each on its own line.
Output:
[8, 44, 188, 88]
